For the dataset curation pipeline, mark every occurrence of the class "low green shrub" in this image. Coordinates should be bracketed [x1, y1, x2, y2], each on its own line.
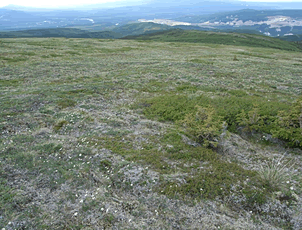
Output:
[212, 96, 286, 133]
[141, 94, 301, 148]
[242, 189, 267, 206]
[236, 104, 266, 132]
[143, 95, 198, 121]
[271, 98, 302, 147]
[181, 105, 223, 147]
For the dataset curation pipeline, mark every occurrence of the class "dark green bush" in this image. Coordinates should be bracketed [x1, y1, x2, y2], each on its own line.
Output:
[141, 93, 299, 148]
[142, 94, 289, 132]
[182, 105, 223, 147]
[271, 98, 302, 147]
[143, 95, 198, 121]
[236, 104, 266, 132]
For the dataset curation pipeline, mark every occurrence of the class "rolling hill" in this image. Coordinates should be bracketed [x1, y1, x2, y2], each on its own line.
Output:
[0, 28, 122, 39]
[111, 22, 172, 36]
[122, 29, 302, 51]
[280, 34, 302, 42]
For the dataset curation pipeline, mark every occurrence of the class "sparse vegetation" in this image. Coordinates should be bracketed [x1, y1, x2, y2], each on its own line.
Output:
[0, 36, 301, 229]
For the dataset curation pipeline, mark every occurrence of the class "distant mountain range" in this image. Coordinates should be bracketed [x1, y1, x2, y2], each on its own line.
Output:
[1, 0, 302, 30]
[1, 1, 302, 41]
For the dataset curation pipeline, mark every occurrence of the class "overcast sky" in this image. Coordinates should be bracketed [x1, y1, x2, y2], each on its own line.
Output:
[0, 0, 301, 8]
[0, 0, 124, 8]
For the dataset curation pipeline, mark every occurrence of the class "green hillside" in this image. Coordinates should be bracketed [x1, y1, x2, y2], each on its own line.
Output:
[0, 28, 122, 39]
[280, 34, 302, 42]
[2, 24, 301, 45]
[112, 22, 172, 36]
[123, 29, 302, 51]
[68, 22, 116, 32]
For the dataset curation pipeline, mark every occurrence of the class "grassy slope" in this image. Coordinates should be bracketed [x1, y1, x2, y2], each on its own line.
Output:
[0, 37, 302, 229]
[122, 29, 302, 51]
[111, 22, 173, 36]
[0, 28, 122, 39]
[280, 34, 302, 42]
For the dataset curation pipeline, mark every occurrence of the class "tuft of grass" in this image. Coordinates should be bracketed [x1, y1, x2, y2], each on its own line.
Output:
[257, 155, 294, 192]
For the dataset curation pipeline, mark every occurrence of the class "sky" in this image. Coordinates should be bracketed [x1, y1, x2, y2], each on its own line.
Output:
[0, 0, 301, 8]
[0, 0, 127, 8]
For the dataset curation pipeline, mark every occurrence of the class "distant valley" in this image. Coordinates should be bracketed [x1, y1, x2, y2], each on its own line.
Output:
[1, 5, 302, 41]
[139, 9, 302, 38]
